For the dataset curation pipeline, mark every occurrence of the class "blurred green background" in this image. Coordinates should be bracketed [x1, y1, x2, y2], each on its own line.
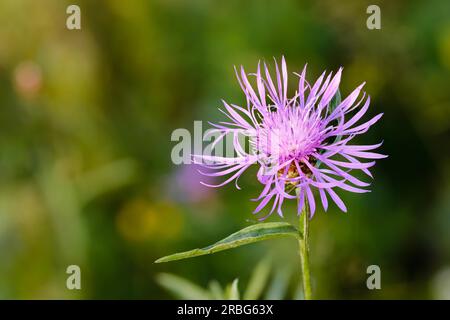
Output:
[0, 0, 449, 299]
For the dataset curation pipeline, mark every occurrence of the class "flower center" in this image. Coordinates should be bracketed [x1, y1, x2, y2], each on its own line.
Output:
[277, 157, 317, 187]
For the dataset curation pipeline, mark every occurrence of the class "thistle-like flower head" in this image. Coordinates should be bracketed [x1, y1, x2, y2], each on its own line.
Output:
[196, 57, 386, 219]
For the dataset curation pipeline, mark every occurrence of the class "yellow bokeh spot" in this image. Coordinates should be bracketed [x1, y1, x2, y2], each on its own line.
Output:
[344, 59, 383, 98]
[116, 198, 183, 243]
[438, 25, 450, 70]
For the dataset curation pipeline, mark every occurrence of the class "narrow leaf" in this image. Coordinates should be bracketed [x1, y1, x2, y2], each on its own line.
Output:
[208, 280, 225, 300]
[155, 222, 299, 263]
[156, 273, 211, 300]
[226, 279, 240, 300]
[243, 256, 271, 300]
[264, 265, 292, 300]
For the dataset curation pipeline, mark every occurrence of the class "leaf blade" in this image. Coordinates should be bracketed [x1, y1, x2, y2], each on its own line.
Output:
[155, 222, 299, 263]
[243, 256, 272, 300]
[156, 273, 212, 300]
[226, 279, 240, 300]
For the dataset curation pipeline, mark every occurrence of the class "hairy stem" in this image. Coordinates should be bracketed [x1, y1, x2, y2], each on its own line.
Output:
[298, 197, 312, 300]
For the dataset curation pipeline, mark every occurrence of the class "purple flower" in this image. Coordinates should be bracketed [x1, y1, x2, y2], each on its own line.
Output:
[195, 57, 386, 220]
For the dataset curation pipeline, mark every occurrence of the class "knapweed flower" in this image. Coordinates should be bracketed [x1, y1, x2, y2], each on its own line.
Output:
[195, 57, 386, 219]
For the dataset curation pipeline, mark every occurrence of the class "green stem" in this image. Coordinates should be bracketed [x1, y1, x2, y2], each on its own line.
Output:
[298, 198, 312, 300]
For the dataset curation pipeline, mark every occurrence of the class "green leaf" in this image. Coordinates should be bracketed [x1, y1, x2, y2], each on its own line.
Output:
[156, 273, 212, 300]
[208, 280, 225, 300]
[264, 265, 292, 300]
[243, 256, 271, 300]
[155, 222, 300, 263]
[225, 279, 240, 300]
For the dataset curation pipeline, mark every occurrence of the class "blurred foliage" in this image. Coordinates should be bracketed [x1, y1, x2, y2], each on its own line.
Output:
[0, 0, 449, 299]
[157, 257, 300, 300]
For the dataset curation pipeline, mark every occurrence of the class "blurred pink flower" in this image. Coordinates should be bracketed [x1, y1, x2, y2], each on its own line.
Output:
[168, 164, 217, 203]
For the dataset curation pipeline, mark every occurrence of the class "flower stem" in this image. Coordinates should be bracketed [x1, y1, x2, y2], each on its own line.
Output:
[298, 198, 312, 300]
